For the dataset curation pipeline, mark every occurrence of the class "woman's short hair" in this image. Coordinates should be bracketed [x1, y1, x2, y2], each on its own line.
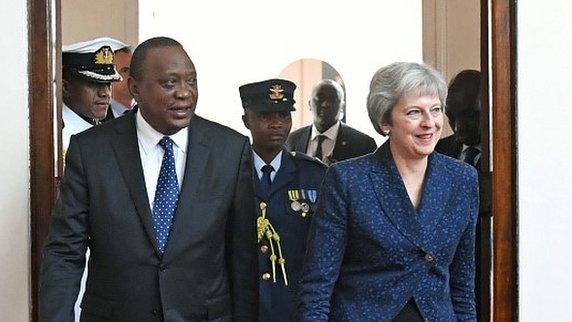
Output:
[366, 62, 447, 135]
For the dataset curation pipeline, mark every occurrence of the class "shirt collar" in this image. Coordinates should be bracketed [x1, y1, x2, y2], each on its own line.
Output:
[311, 121, 340, 141]
[110, 99, 130, 117]
[462, 144, 481, 152]
[252, 150, 282, 179]
[136, 110, 188, 155]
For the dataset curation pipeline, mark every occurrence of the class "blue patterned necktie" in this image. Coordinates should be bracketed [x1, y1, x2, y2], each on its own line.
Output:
[152, 137, 180, 254]
[260, 164, 274, 198]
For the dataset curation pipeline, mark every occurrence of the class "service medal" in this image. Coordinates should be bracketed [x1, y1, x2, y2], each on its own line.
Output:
[291, 200, 302, 211]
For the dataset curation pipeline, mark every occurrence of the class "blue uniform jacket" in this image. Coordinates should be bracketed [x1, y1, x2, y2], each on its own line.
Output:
[298, 142, 478, 322]
[255, 150, 326, 322]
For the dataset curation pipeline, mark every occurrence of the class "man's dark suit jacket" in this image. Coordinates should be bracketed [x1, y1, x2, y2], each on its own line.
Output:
[285, 123, 377, 163]
[436, 133, 491, 322]
[39, 112, 258, 322]
[435, 134, 464, 163]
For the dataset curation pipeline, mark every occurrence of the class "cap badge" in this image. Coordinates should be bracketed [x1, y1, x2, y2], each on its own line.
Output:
[94, 47, 114, 65]
[269, 84, 284, 100]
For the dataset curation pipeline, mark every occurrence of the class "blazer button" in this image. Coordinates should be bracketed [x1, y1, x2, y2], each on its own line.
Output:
[152, 308, 161, 316]
[260, 245, 268, 253]
[424, 253, 435, 262]
[262, 273, 271, 281]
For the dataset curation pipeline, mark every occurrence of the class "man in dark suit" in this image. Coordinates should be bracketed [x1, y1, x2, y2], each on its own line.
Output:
[436, 70, 482, 168]
[285, 80, 376, 164]
[435, 69, 491, 321]
[240, 79, 326, 322]
[40, 37, 258, 322]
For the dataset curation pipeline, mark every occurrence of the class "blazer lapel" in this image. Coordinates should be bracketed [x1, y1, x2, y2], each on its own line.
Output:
[368, 143, 427, 251]
[111, 113, 162, 257]
[162, 116, 210, 260]
[415, 153, 453, 249]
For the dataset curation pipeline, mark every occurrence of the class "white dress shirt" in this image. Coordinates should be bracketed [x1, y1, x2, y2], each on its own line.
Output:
[253, 150, 282, 182]
[306, 121, 341, 159]
[136, 110, 188, 211]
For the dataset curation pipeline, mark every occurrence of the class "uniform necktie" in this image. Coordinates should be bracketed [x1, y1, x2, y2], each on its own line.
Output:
[152, 137, 179, 254]
[314, 135, 327, 160]
[463, 146, 481, 169]
[260, 164, 274, 198]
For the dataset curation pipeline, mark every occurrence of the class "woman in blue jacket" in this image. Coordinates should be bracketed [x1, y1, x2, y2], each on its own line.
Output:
[298, 62, 478, 322]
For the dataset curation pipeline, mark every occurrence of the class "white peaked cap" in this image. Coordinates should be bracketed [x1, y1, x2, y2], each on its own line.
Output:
[63, 37, 130, 53]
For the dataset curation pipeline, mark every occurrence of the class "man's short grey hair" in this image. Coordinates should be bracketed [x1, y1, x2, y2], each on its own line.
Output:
[311, 79, 345, 102]
[366, 62, 447, 135]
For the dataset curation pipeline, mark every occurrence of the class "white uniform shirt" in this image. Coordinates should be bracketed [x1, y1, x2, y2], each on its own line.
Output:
[62, 104, 93, 152]
[136, 110, 188, 211]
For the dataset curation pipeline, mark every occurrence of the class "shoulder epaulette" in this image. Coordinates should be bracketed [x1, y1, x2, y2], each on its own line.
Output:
[289, 151, 327, 167]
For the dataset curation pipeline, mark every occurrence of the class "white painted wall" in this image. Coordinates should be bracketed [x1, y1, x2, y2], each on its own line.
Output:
[518, 1, 572, 321]
[62, 0, 139, 47]
[139, 0, 423, 144]
[0, 1, 30, 321]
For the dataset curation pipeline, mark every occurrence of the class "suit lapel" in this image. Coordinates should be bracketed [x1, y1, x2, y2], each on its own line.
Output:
[331, 123, 347, 161]
[368, 143, 427, 251]
[299, 126, 311, 153]
[162, 116, 210, 260]
[111, 113, 162, 257]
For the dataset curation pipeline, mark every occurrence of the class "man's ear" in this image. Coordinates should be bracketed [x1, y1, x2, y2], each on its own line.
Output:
[242, 114, 250, 130]
[127, 77, 140, 102]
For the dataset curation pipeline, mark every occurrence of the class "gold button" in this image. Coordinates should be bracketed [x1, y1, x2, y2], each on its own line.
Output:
[262, 273, 271, 281]
[260, 245, 268, 253]
[424, 253, 434, 262]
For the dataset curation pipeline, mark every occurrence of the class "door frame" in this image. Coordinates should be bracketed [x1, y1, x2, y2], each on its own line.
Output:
[27, 0, 518, 320]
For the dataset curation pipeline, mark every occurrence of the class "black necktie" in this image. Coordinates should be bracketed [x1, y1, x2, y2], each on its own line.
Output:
[463, 146, 480, 168]
[314, 135, 326, 160]
[260, 165, 274, 198]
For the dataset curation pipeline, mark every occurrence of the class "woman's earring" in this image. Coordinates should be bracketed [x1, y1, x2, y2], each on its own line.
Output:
[382, 129, 390, 136]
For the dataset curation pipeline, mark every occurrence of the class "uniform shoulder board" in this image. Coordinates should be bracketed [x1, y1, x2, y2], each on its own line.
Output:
[289, 151, 327, 167]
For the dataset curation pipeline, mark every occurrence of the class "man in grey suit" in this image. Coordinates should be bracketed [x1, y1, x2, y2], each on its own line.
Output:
[286, 79, 376, 165]
[39, 37, 258, 322]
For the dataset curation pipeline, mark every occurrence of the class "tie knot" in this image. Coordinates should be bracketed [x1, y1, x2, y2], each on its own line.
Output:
[317, 134, 326, 143]
[159, 136, 174, 151]
[261, 164, 274, 174]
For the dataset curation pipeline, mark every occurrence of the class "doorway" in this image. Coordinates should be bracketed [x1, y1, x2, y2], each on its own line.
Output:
[28, 0, 517, 321]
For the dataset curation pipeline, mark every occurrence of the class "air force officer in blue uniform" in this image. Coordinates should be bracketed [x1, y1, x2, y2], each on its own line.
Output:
[298, 63, 478, 321]
[239, 79, 327, 322]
